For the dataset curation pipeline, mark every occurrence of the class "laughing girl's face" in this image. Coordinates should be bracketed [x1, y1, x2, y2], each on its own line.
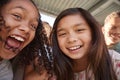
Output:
[0, 0, 39, 60]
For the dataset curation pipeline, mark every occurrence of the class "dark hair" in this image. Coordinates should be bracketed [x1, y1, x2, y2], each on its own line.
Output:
[0, 0, 53, 77]
[51, 8, 117, 80]
[0, 0, 10, 7]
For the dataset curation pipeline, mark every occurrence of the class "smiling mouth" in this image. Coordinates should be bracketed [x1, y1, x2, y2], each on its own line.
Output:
[4, 35, 25, 53]
[67, 45, 82, 51]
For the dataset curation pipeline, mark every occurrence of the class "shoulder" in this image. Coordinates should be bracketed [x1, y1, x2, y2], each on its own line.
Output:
[109, 49, 120, 79]
[109, 49, 120, 60]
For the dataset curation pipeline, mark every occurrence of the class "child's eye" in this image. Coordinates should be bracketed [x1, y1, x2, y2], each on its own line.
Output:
[76, 29, 84, 32]
[58, 32, 67, 37]
[12, 14, 21, 20]
[111, 26, 117, 29]
[31, 24, 37, 31]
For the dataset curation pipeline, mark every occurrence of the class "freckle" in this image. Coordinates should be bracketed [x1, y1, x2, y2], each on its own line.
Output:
[4, 25, 11, 32]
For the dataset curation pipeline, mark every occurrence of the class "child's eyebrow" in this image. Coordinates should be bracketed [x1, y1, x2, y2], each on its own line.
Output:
[10, 6, 26, 11]
[57, 27, 64, 32]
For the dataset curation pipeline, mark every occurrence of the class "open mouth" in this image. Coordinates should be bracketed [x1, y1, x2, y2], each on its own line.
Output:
[4, 35, 25, 53]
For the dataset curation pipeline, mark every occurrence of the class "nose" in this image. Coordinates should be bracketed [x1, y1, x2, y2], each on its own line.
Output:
[67, 34, 78, 43]
[18, 23, 30, 34]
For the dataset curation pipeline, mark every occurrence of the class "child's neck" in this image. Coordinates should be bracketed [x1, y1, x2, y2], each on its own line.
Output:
[73, 57, 88, 72]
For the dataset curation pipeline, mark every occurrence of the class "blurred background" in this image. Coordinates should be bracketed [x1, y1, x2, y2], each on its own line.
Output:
[33, 0, 120, 26]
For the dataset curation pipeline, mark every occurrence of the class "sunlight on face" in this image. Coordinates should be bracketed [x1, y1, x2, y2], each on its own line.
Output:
[103, 17, 120, 46]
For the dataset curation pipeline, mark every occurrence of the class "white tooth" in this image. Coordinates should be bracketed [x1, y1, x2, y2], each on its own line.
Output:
[11, 35, 24, 42]
[15, 37, 24, 42]
[69, 46, 80, 50]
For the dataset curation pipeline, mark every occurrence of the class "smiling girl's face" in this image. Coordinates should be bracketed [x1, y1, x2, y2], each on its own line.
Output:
[103, 17, 120, 46]
[57, 14, 92, 60]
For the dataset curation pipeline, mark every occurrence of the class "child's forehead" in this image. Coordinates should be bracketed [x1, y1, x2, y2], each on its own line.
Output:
[104, 18, 120, 29]
[110, 17, 120, 23]
[4, 0, 33, 8]
[105, 12, 120, 23]
[105, 16, 120, 23]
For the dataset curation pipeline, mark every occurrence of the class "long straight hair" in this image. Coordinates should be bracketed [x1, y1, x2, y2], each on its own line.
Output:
[51, 8, 117, 80]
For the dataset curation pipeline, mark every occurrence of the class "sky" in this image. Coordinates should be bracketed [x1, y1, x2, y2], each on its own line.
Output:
[41, 13, 55, 27]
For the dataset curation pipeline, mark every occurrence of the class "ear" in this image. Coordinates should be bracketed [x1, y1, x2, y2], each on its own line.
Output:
[102, 26, 105, 34]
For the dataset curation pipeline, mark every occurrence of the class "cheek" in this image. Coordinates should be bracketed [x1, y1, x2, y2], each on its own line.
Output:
[108, 30, 114, 35]
[85, 37, 91, 45]
[0, 16, 5, 27]
[26, 32, 36, 45]
[30, 33, 36, 41]
[0, 26, 10, 41]
[57, 38, 64, 48]
[1, 25, 11, 33]
[1, 17, 13, 32]
[57, 38, 61, 46]
[104, 30, 110, 35]
[58, 38, 67, 53]
[84, 33, 92, 46]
